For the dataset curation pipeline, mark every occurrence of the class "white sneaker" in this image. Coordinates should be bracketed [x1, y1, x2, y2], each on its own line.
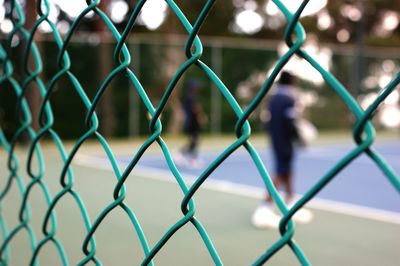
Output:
[251, 203, 281, 229]
[173, 151, 188, 167]
[189, 158, 204, 169]
[287, 201, 313, 224]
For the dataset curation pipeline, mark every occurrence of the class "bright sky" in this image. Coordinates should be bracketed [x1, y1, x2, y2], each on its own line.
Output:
[53, 0, 90, 18]
[52, 0, 167, 30]
[275, 38, 332, 86]
[265, 0, 327, 17]
[0, 0, 398, 37]
[234, 0, 327, 35]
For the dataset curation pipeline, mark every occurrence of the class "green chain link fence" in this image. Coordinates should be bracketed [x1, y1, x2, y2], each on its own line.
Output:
[0, 0, 399, 265]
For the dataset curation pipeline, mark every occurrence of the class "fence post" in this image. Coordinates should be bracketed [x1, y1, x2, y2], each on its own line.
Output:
[354, 0, 366, 96]
[129, 40, 140, 137]
[211, 43, 222, 134]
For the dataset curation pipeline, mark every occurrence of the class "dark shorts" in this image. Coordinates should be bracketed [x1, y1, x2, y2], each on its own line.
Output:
[273, 150, 293, 176]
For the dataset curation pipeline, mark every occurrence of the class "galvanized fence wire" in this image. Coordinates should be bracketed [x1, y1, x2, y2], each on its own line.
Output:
[0, 0, 399, 265]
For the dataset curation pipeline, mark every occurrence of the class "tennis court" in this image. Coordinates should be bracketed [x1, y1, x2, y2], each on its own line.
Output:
[60, 134, 399, 265]
[1, 135, 399, 265]
[90, 136, 400, 213]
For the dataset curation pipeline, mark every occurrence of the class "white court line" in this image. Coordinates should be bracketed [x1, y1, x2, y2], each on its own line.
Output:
[301, 151, 400, 167]
[74, 154, 400, 225]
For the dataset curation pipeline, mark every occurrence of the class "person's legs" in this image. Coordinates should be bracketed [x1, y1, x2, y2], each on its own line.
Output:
[252, 178, 281, 228]
[181, 127, 197, 154]
[265, 152, 292, 201]
[265, 173, 293, 203]
[187, 131, 199, 158]
[281, 172, 293, 203]
[253, 148, 312, 227]
[180, 130, 203, 168]
[252, 155, 286, 228]
[265, 175, 281, 203]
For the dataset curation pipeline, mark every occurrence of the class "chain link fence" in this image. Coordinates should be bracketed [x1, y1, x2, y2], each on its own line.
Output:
[0, 0, 399, 265]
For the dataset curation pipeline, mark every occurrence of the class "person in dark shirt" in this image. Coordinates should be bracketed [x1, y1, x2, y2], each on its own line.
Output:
[180, 79, 205, 167]
[252, 71, 312, 228]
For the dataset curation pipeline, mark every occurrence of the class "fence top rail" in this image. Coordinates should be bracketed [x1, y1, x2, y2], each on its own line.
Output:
[16, 31, 399, 58]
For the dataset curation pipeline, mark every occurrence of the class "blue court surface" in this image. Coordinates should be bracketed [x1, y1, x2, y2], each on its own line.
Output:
[78, 138, 400, 220]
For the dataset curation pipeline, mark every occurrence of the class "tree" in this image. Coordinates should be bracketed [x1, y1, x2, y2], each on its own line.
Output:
[93, 0, 115, 137]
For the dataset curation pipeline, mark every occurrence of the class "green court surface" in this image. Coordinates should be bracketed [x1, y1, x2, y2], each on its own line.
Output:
[1, 137, 399, 265]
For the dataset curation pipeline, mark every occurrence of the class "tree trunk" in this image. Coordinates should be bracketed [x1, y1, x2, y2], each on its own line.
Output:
[164, 44, 185, 135]
[159, 15, 186, 135]
[25, 0, 41, 132]
[94, 0, 114, 137]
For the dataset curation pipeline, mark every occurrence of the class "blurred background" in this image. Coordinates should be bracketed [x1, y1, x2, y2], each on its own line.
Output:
[0, 0, 399, 139]
[0, 2, 399, 265]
